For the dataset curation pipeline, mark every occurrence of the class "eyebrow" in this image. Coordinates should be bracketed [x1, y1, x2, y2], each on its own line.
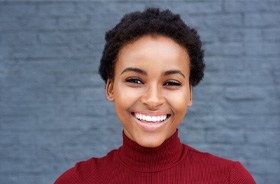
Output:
[121, 67, 147, 75]
[164, 70, 185, 78]
[121, 67, 185, 78]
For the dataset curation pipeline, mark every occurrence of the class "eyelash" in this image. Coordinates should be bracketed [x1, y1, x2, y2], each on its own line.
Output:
[125, 78, 182, 87]
[125, 78, 143, 84]
[164, 81, 182, 87]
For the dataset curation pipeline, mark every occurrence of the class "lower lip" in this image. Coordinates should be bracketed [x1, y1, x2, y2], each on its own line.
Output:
[133, 116, 168, 132]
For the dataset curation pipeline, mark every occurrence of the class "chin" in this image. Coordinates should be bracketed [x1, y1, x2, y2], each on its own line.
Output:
[135, 135, 166, 148]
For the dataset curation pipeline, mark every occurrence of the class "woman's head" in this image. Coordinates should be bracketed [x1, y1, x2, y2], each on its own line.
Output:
[100, 8, 205, 147]
[99, 8, 205, 87]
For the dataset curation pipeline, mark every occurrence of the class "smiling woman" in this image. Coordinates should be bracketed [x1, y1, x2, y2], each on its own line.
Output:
[106, 35, 192, 148]
[54, 8, 256, 184]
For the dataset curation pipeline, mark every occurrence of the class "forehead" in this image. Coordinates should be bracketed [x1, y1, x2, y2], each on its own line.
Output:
[119, 34, 188, 56]
[115, 35, 190, 74]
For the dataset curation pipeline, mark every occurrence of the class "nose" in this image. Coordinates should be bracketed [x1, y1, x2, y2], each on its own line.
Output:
[141, 84, 165, 109]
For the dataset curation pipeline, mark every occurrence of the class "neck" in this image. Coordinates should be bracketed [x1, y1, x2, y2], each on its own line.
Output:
[118, 130, 185, 172]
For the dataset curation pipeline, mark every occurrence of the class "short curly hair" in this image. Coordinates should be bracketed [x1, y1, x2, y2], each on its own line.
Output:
[99, 8, 205, 86]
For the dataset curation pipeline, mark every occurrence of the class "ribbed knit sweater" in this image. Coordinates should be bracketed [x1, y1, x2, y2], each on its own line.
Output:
[54, 131, 256, 184]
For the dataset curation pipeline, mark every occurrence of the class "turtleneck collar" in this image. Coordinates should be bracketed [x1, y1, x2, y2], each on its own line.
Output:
[117, 130, 186, 172]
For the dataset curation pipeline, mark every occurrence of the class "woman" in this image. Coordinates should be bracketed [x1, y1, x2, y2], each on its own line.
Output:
[55, 8, 256, 184]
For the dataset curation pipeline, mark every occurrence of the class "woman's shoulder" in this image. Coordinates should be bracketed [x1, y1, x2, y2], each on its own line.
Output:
[185, 144, 236, 165]
[54, 157, 96, 184]
[54, 149, 118, 184]
[184, 144, 256, 183]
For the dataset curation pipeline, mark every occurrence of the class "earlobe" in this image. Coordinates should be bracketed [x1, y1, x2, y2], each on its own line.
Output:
[106, 79, 114, 102]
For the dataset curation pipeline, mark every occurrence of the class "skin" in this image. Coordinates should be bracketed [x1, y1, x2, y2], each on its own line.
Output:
[106, 35, 192, 148]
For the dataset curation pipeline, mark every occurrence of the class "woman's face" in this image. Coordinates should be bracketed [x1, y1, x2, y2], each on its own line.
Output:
[106, 35, 192, 147]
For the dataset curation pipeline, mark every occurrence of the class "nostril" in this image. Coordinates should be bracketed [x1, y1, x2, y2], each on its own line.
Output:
[141, 98, 165, 109]
[141, 92, 164, 108]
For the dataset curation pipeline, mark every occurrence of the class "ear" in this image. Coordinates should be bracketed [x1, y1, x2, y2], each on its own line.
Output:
[187, 85, 192, 107]
[106, 79, 114, 102]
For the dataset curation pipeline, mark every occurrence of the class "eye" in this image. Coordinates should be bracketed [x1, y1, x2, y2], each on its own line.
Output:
[163, 80, 182, 87]
[125, 77, 143, 84]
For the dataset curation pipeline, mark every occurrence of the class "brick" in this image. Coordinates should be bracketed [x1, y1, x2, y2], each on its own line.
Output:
[76, 88, 106, 103]
[75, 2, 147, 23]
[224, 86, 266, 101]
[205, 129, 245, 144]
[0, 52, 11, 80]
[191, 143, 228, 157]
[0, 104, 35, 117]
[180, 127, 206, 143]
[37, 2, 76, 16]
[0, 174, 18, 184]
[11, 174, 52, 184]
[266, 143, 280, 159]
[192, 85, 224, 101]
[244, 42, 280, 56]
[0, 16, 58, 32]
[0, 2, 37, 17]
[217, 28, 244, 42]
[200, 28, 244, 43]
[249, 159, 280, 174]
[65, 102, 108, 116]
[246, 130, 279, 144]
[266, 174, 280, 183]
[187, 13, 243, 29]
[0, 87, 40, 104]
[0, 17, 25, 32]
[55, 73, 104, 88]
[149, 1, 223, 14]
[241, 144, 269, 159]
[250, 174, 266, 184]
[244, 13, 280, 27]
[264, 28, 280, 41]
[16, 130, 78, 146]
[224, 1, 280, 13]
[205, 69, 275, 86]
[206, 55, 279, 73]
[0, 132, 18, 145]
[0, 116, 39, 131]
[188, 100, 223, 116]
[184, 114, 228, 129]
[11, 43, 99, 59]
[42, 116, 107, 131]
[243, 28, 263, 42]
[204, 42, 244, 56]
[221, 98, 279, 115]
[1, 32, 38, 46]
[225, 115, 280, 129]
[38, 31, 100, 45]
[57, 16, 89, 31]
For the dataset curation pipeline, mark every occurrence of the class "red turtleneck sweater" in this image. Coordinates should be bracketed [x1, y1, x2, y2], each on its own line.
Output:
[54, 131, 256, 184]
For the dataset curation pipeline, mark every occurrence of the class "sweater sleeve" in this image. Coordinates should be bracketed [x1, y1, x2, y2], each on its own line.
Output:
[230, 162, 256, 184]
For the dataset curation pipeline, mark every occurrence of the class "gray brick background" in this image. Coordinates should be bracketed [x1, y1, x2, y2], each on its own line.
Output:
[0, 0, 279, 183]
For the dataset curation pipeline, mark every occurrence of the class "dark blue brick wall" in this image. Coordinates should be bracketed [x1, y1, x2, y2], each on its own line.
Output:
[0, 1, 279, 183]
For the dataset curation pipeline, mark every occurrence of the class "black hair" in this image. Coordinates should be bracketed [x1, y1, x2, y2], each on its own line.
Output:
[99, 8, 205, 86]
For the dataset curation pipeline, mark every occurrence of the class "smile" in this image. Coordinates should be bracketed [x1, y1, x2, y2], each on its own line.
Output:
[133, 113, 169, 122]
[132, 112, 171, 131]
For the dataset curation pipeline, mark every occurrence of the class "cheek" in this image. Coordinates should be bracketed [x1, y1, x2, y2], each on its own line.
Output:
[165, 90, 189, 112]
[114, 85, 141, 109]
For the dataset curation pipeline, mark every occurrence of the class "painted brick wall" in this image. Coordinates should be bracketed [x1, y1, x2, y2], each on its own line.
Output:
[0, 1, 279, 183]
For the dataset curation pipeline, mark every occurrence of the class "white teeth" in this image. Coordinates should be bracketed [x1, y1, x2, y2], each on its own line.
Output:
[134, 113, 167, 122]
